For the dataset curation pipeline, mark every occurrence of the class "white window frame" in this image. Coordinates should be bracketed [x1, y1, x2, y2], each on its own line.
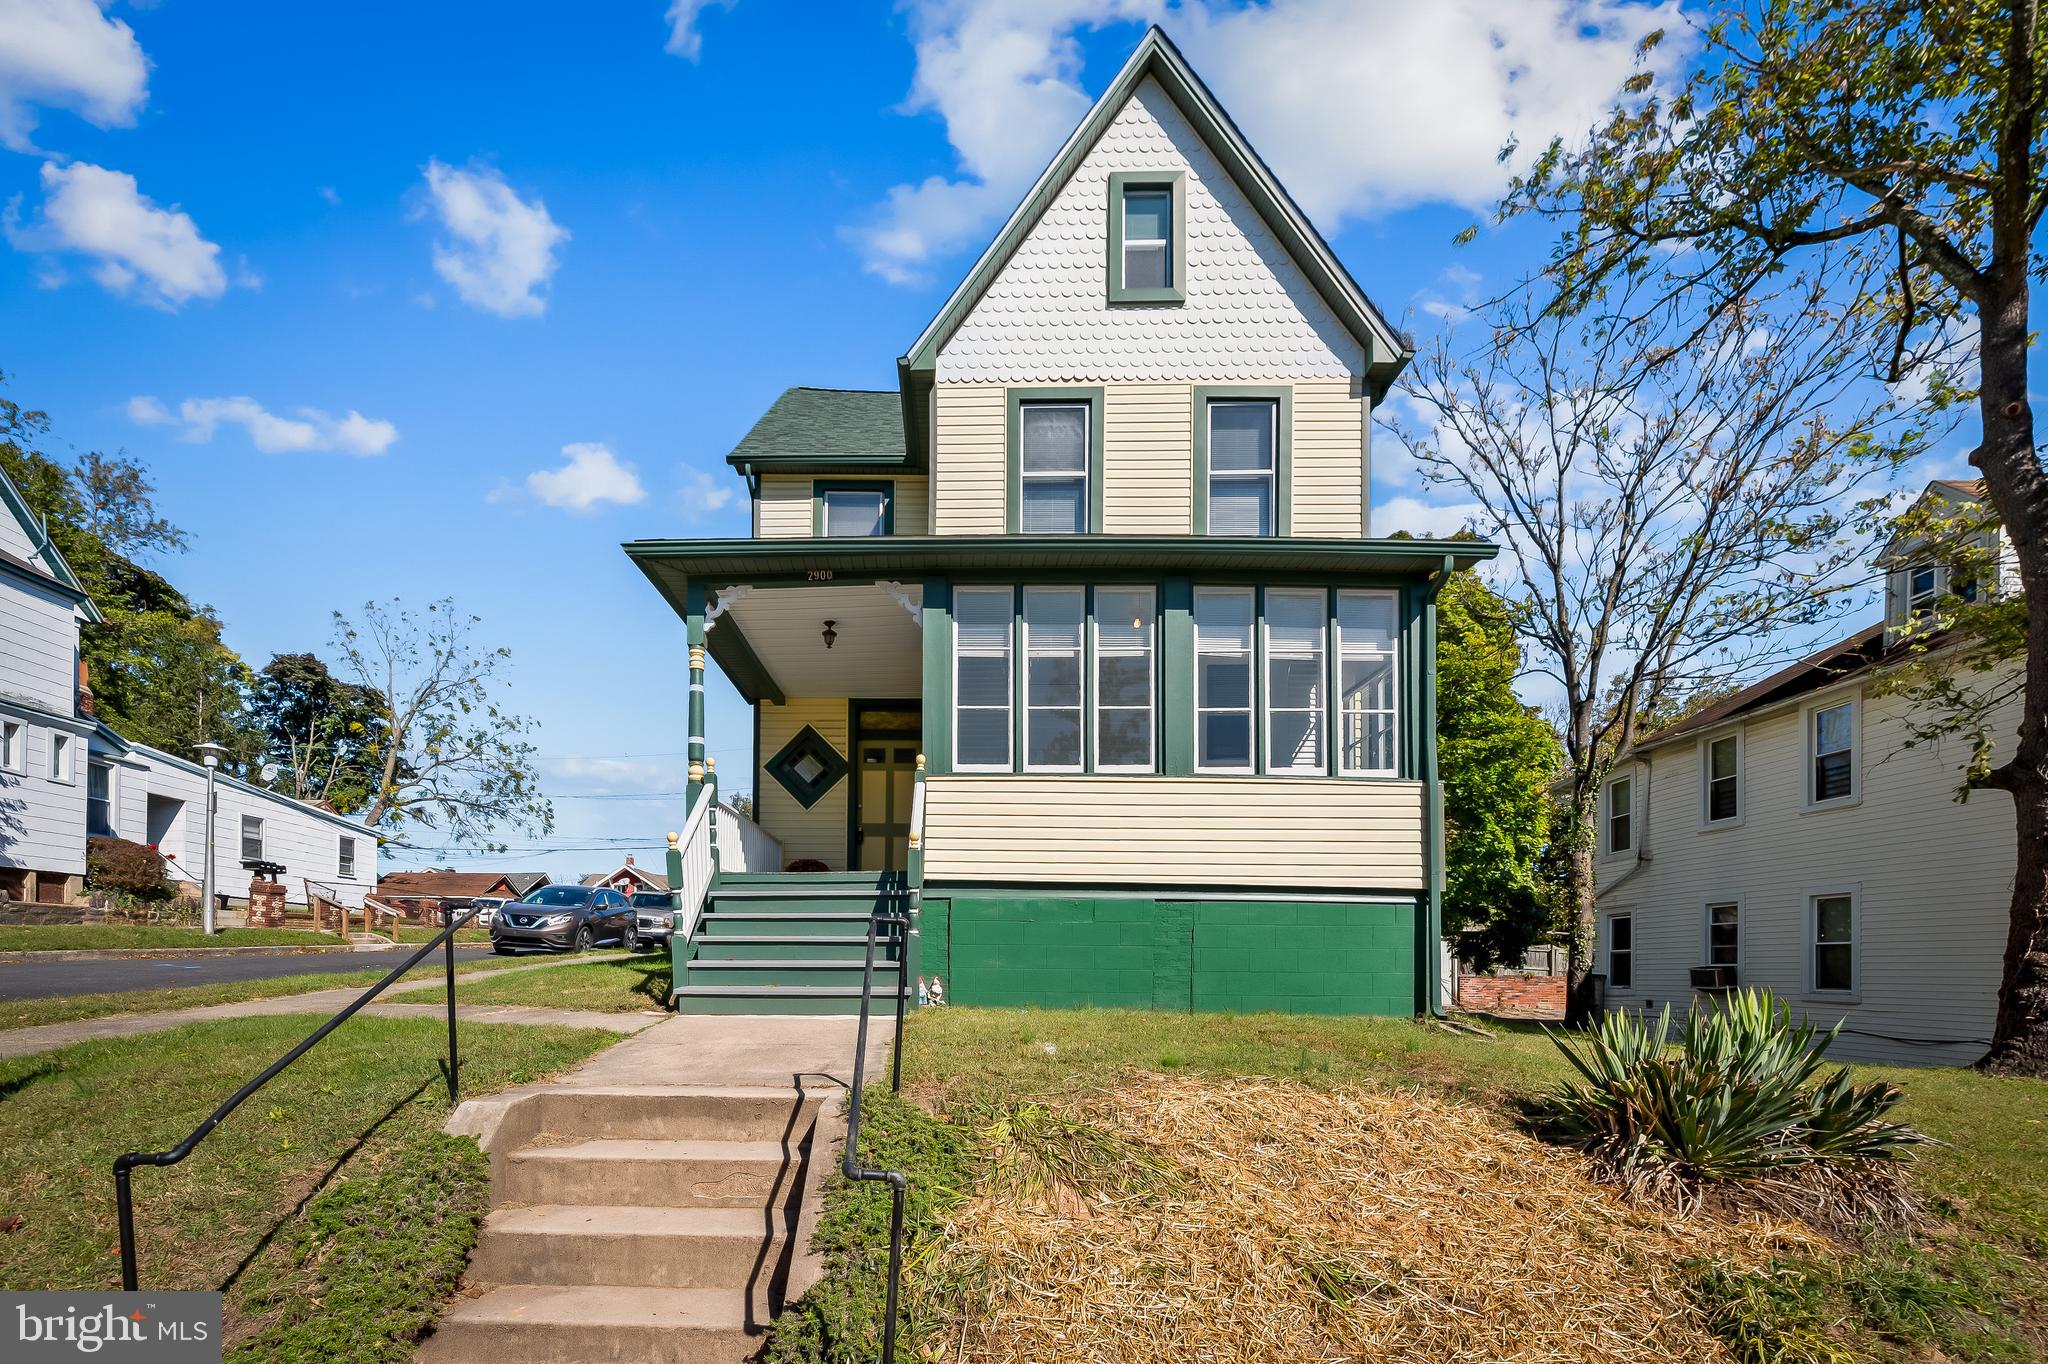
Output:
[1122, 183, 1172, 290]
[1262, 587, 1326, 775]
[1703, 899, 1741, 969]
[1700, 730, 1742, 828]
[1605, 774, 1634, 855]
[1335, 589, 1399, 777]
[0, 718, 22, 773]
[1193, 586, 1257, 774]
[1805, 886, 1860, 1000]
[240, 814, 265, 863]
[1605, 911, 1635, 993]
[86, 760, 117, 838]
[1205, 399, 1278, 537]
[1805, 694, 1860, 809]
[338, 836, 357, 880]
[1906, 561, 1940, 620]
[1018, 401, 1090, 536]
[48, 731, 74, 784]
[1021, 585, 1086, 774]
[952, 586, 1015, 774]
[1091, 585, 1156, 774]
[819, 485, 889, 538]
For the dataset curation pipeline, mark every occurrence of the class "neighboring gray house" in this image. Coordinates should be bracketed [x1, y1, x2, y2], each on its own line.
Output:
[1593, 480, 2020, 1066]
[0, 466, 376, 907]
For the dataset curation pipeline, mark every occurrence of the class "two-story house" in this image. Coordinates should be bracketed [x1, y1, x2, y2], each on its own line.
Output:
[631, 28, 1494, 1016]
[0, 464, 377, 911]
[1591, 479, 2023, 1066]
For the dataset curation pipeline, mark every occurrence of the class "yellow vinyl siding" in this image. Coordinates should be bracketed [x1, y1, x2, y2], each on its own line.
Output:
[922, 776, 1424, 889]
[754, 475, 931, 538]
[1102, 384, 1193, 533]
[1290, 378, 1366, 537]
[757, 697, 849, 869]
[932, 384, 1007, 534]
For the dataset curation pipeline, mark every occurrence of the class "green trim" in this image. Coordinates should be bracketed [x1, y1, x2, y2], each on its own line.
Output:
[921, 577, 953, 774]
[897, 27, 1408, 386]
[704, 610, 784, 706]
[1161, 578, 1194, 775]
[1106, 170, 1187, 305]
[764, 724, 849, 810]
[1421, 554, 1452, 1015]
[811, 479, 896, 537]
[1191, 385, 1292, 536]
[1005, 388, 1105, 535]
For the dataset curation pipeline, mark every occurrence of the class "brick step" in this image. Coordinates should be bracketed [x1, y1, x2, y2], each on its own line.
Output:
[469, 1205, 796, 1290]
[672, 985, 902, 1016]
[416, 1284, 755, 1364]
[501, 1139, 806, 1210]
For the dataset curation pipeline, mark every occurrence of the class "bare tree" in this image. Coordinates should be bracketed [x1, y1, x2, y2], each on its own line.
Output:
[1389, 259, 1936, 1021]
[331, 598, 552, 852]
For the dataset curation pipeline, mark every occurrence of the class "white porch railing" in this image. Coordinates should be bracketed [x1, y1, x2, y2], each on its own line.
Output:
[672, 787, 717, 945]
[714, 800, 783, 873]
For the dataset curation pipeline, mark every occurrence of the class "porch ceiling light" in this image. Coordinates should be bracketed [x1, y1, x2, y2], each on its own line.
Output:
[821, 619, 838, 649]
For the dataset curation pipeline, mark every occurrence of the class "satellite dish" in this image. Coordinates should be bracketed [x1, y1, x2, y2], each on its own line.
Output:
[259, 762, 280, 783]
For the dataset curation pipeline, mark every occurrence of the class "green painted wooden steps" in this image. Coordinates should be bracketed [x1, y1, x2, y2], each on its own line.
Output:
[672, 872, 911, 1016]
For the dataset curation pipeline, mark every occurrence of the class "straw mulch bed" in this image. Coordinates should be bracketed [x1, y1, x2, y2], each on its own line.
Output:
[929, 1075, 1826, 1364]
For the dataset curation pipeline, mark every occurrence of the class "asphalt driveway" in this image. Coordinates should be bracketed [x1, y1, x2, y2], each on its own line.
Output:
[0, 945, 498, 1002]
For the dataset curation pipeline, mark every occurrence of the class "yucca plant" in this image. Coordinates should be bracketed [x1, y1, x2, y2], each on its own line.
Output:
[1545, 988, 1930, 1218]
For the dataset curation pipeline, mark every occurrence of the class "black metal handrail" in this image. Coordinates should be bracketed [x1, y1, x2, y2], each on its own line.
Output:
[111, 906, 477, 1289]
[842, 891, 911, 1363]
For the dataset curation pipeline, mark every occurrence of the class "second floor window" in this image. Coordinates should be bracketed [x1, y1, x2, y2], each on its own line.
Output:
[1019, 403, 1089, 534]
[241, 814, 264, 862]
[1606, 776, 1632, 854]
[819, 484, 890, 536]
[1812, 700, 1855, 802]
[1705, 734, 1740, 823]
[1207, 400, 1277, 535]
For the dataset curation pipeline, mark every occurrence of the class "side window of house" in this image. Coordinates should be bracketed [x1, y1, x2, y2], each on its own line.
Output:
[1606, 776, 1633, 854]
[1607, 913, 1634, 990]
[1193, 588, 1255, 772]
[48, 732, 72, 782]
[1264, 589, 1324, 773]
[1336, 591, 1398, 775]
[1021, 587, 1084, 771]
[1018, 403, 1089, 534]
[339, 837, 356, 879]
[1205, 399, 1278, 536]
[1704, 734, 1740, 823]
[1706, 902, 1738, 967]
[1108, 173, 1182, 301]
[1094, 587, 1155, 771]
[819, 484, 890, 537]
[953, 587, 1014, 771]
[1812, 893, 1854, 992]
[86, 762, 114, 838]
[1, 719, 22, 772]
[241, 815, 264, 862]
[1811, 700, 1855, 802]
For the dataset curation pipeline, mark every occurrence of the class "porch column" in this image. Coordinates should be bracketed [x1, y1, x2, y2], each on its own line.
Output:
[686, 581, 708, 808]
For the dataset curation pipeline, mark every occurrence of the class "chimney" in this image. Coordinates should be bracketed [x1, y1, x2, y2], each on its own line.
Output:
[76, 659, 94, 718]
[624, 855, 634, 867]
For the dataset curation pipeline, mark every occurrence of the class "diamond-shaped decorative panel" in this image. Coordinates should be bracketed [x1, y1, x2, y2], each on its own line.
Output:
[765, 725, 848, 809]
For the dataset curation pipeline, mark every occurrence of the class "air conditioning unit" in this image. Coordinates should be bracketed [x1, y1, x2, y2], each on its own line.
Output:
[1690, 965, 1737, 992]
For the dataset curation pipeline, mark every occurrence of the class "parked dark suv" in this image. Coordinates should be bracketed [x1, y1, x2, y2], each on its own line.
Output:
[491, 884, 637, 954]
[630, 890, 677, 950]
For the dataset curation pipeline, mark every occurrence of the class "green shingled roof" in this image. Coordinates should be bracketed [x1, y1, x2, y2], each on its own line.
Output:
[725, 387, 909, 472]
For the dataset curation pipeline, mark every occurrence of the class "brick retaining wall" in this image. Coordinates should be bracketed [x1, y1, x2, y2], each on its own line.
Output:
[1456, 973, 1566, 1019]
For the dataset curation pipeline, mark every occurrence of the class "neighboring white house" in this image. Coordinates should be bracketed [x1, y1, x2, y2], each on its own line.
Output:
[0, 465, 376, 908]
[1593, 479, 2020, 1066]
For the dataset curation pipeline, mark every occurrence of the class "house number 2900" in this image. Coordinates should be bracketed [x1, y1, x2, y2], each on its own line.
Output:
[807, 569, 834, 581]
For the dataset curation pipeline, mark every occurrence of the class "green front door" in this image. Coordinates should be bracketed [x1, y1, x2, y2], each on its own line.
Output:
[854, 739, 918, 871]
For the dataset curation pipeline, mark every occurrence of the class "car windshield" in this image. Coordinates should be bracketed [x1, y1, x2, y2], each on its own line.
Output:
[631, 893, 672, 908]
[521, 886, 593, 907]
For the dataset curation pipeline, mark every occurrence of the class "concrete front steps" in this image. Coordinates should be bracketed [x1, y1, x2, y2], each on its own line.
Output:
[419, 1085, 828, 1364]
[673, 873, 911, 1016]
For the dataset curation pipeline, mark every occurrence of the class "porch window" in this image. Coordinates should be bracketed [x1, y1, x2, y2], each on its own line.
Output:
[1264, 589, 1324, 773]
[1022, 587, 1084, 770]
[1335, 591, 1398, 775]
[1194, 588, 1255, 771]
[954, 587, 1014, 771]
[1094, 587, 1155, 771]
[1206, 400, 1278, 536]
[86, 762, 115, 838]
[1019, 403, 1089, 534]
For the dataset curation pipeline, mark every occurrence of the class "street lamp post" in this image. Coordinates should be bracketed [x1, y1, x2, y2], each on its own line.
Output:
[193, 741, 228, 936]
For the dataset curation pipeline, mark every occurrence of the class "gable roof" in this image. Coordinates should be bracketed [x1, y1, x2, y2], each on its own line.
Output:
[898, 26, 1408, 393]
[1634, 623, 1890, 752]
[581, 859, 669, 891]
[725, 387, 911, 474]
[505, 871, 550, 896]
[375, 870, 517, 899]
[0, 462, 103, 624]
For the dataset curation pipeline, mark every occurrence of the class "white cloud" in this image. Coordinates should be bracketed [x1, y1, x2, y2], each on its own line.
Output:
[680, 468, 734, 517]
[417, 159, 568, 318]
[542, 754, 672, 793]
[664, 0, 735, 60]
[1372, 493, 1484, 539]
[318, 185, 341, 205]
[5, 159, 233, 309]
[132, 395, 398, 455]
[850, 0, 1683, 284]
[0, 0, 149, 152]
[496, 441, 646, 513]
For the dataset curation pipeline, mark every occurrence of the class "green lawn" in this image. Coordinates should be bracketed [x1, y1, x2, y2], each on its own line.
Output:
[0, 925, 347, 951]
[769, 1008, 2048, 1364]
[0, 951, 550, 1032]
[453, 951, 670, 1012]
[0, 1014, 618, 1361]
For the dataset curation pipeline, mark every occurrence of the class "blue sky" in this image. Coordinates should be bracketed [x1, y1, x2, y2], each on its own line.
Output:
[0, 1, 1969, 875]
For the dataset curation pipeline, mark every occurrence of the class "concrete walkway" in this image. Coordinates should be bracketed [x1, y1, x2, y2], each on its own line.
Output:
[0, 955, 661, 1059]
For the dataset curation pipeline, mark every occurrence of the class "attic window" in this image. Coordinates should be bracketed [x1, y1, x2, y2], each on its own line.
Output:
[1107, 172, 1186, 305]
[1907, 563, 1939, 620]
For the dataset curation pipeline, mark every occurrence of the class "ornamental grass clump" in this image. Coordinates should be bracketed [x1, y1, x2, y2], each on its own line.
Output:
[1545, 988, 1930, 1223]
